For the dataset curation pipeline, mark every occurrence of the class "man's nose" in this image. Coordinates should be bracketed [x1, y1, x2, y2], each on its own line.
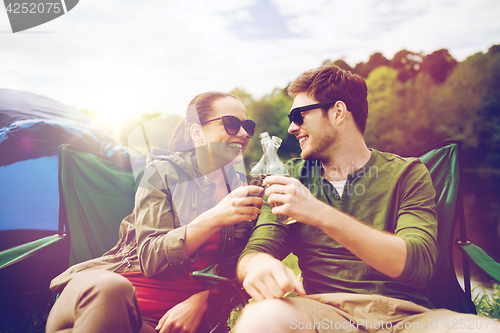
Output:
[288, 121, 299, 134]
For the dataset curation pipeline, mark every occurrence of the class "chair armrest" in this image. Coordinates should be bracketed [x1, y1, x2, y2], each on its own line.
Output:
[0, 234, 66, 270]
[190, 250, 249, 303]
[191, 268, 233, 284]
[455, 239, 500, 283]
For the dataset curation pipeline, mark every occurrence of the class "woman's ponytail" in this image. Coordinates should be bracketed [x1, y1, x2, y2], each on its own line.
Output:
[169, 118, 193, 152]
[168, 91, 238, 152]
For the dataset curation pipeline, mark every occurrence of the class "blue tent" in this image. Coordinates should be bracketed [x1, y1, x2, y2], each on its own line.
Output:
[0, 89, 136, 331]
[0, 89, 131, 245]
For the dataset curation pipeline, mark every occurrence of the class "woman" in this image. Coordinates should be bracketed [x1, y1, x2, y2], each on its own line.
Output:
[46, 92, 263, 333]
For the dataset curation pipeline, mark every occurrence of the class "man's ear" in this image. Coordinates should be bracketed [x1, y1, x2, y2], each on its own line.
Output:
[190, 123, 205, 146]
[331, 101, 349, 126]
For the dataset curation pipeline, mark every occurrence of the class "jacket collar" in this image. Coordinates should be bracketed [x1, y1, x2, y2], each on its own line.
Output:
[147, 148, 244, 192]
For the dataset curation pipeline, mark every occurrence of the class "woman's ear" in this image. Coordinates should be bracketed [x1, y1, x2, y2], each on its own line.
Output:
[190, 123, 206, 146]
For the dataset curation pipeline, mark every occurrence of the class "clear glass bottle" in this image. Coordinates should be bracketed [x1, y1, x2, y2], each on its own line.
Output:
[248, 133, 282, 188]
[247, 133, 268, 188]
[261, 133, 296, 224]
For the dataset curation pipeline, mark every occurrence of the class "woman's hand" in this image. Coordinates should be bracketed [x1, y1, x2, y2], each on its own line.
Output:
[155, 290, 209, 333]
[185, 185, 263, 256]
[197, 185, 264, 227]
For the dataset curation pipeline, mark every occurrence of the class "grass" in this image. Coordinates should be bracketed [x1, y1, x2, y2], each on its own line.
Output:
[473, 283, 500, 319]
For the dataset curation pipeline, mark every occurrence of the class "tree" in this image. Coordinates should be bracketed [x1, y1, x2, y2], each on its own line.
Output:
[242, 88, 296, 167]
[353, 52, 390, 78]
[390, 50, 423, 82]
[322, 59, 353, 72]
[230, 87, 254, 108]
[427, 45, 500, 168]
[420, 49, 457, 84]
[364, 66, 410, 154]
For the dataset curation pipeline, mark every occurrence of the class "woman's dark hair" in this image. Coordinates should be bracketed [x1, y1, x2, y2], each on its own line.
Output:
[169, 91, 238, 152]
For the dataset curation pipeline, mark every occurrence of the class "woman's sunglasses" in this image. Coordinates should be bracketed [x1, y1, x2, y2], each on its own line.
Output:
[287, 101, 338, 125]
[201, 115, 256, 138]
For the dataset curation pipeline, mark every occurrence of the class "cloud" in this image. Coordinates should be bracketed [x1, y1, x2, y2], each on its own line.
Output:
[0, 0, 499, 123]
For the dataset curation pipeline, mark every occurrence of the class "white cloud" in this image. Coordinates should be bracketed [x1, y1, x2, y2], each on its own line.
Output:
[1, 0, 499, 124]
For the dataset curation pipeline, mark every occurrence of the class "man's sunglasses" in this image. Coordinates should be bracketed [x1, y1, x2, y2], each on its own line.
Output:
[287, 101, 338, 125]
[201, 115, 256, 138]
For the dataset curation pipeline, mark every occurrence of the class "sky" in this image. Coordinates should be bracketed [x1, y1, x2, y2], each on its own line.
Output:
[1, 0, 499, 129]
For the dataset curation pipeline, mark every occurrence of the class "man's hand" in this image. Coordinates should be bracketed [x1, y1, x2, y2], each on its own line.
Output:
[263, 175, 408, 279]
[264, 175, 327, 227]
[238, 252, 305, 301]
[155, 290, 209, 333]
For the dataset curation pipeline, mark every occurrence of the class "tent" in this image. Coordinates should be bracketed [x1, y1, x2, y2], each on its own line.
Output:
[0, 89, 135, 246]
[0, 88, 139, 332]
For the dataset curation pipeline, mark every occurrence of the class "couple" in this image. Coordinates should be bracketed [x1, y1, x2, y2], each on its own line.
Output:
[47, 64, 494, 333]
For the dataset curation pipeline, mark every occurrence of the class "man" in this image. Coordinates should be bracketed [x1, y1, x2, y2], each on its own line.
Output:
[234, 64, 497, 332]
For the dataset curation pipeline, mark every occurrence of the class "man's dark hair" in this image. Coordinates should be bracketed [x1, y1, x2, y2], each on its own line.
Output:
[287, 64, 368, 134]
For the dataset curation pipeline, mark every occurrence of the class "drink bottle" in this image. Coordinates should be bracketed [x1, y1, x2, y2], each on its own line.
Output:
[248, 132, 281, 188]
[249, 132, 296, 224]
[262, 133, 296, 224]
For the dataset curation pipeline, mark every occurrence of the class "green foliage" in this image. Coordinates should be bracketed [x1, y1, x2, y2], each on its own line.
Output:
[109, 45, 500, 170]
[282, 253, 301, 278]
[473, 283, 500, 319]
[231, 87, 255, 108]
[363, 45, 500, 160]
[331, 49, 458, 85]
[353, 52, 390, 78]
[420, 49, 458, 84]
[390, 50, 423, 82]
[364, 66, 410, 154]
[323, 58, 353, 72]
[430, 46, 500, 165]
[242, 88, 297, 167]
[231, 46, 500, 170]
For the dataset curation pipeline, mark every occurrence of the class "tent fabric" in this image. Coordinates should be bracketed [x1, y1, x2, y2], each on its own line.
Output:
[0, 88, 102, 131]
[0, 89, 141, 233]
[0, 89, 144, 332]
[0, 156, 59, 231]
[59, 145, 140, 265]
[0, 88, 129, 167]
[0, 119, 120, 167]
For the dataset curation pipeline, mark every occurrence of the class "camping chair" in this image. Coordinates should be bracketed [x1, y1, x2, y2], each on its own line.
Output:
[57, 144, 140, 265]
[0, 143, 139, 271]
[418, 140, 500, 313]
[0, 143, 137, 332]
[192, 140, 500, 318]
[58, 144, 244, 332]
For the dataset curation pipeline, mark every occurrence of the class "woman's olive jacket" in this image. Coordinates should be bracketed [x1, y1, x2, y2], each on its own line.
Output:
[50, 149, 251, 293]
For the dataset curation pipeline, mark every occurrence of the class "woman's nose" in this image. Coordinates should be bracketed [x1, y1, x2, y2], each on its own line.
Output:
[237, 125, 250, 138]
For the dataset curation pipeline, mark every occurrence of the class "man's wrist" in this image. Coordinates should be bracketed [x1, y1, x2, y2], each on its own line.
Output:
[237, 251, 260, 282]
[310, 199, 339, 230]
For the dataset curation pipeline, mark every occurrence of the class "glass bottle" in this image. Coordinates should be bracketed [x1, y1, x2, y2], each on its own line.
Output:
[248, 132, 296, 224]
[247, 133, 268, 188]
[248, 133, 282, 188]
[263, 134, 289, 177]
